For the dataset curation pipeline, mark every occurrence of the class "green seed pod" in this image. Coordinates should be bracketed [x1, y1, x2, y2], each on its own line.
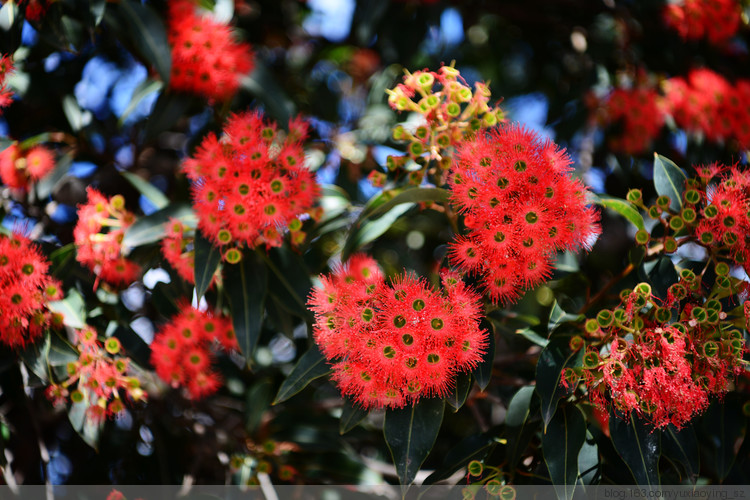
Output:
[626, 189, 643, 204]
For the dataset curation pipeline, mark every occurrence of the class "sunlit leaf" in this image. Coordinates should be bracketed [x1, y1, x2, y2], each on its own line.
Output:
[594, 194, 646, 231]
[653, 153, 686, 212]
[121, 203, 195, 250]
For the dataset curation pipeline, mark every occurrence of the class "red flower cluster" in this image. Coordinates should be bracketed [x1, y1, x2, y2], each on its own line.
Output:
[167, 0, 254, 102]
[578, 285, 744, 429]
[309, 254, 488, 409]
[662, 0, 742, 46]
[46, 328, 145, 424]
[448, 125, 600, 303]
[664, 68, 750, 148]
[73, 187, 140, 288]
[150, 306, 237, 399]
[0, 142, 55, 189]
[0, 54, 12, 113]
[161, 218, 217, 287]
[595, 88, 665, 155]
[0, 233, 62, 348]
[693, 163, 750, 267]
[182, 111, 318, 259]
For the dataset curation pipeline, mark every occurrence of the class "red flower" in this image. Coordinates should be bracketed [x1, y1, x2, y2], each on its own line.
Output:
[167, 0, 254, 101]
[309, 254, 489, 409]
[448, 124, 600, 303]
[46, 328, 145, 423]
[0, 142, 56, 190]
[0, 233, 62, 348]
[662, 0, 742, 46]
[182, 111, 318, 257]
[596, 87, 665, 155]
[150, 305, 237, 400]
[73, 187, 140, 288]
[0, 54, 13, 113]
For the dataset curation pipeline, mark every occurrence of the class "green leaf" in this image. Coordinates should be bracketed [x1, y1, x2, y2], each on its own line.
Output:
[515, 327, 549, 347]
[68, 401, 103, 451]
[121, 171, 169, 210]
[143, 91, 192, 141]
[423, 432, 498, 485]
[241, 62, 293, 125]
[193, 232, 220, 300]
[535, 339, 584, 431]
[701, 399, 747, 480]
[542, 405, 586, 500]
[653, 153, 687, 212]
[121, 203, 195, 250]
[118, 78, 163, 126]
[116, 0, 171, 84]
[578, 430, 600, 486]
[340, 398, 369, 435]
[610, 411, 661, 487]
[505, 386, 539, 472]
[594, 194, 646, 231]
[245, 378, 274, 434]
[47, 289, 86, 329]
[644, 255, 679, 300]
[62, 95, 90, 132]
[273, 344, 331, 405]
[472, 319, 495, 391]
[224, 250, 267, 359]
[88, 0, 107, 27]
[20, 332, 78, 383]
[264, 247, 313, 321]
[341, 203, 413, 261]
[356, 187, 449, 226]
[662, 424, 699, 484]
[446, 372, 471, 412]
[548, 300, 584, 334]
[384, 397, 445, 487]
[35, 153, 72, 200]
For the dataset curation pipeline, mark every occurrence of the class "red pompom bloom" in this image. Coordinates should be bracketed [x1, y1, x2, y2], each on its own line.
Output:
[46, 327, 145, 424]
[167, 0, 254, 101]
[0, 143, 56, 190]
[662, 0, 742, 46]
[309, 254, 489, 409]
[160, 218, 218, 287]
[150, 305, 237, 400]
[73, 187, 140, 288]
[0, 54, 13, 113]
[0, 233, 62, 348]
[448, 124, 600, 303]
[596, 87, 665, 155]
[182, 111, 318, 258]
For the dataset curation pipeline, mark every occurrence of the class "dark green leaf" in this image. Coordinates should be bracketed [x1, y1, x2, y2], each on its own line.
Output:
[653, 153, 686, 212]
[701, 399, 747, 480]
[151, 281, 181, 318]
[245, 378, 274, 434]
[116, 0, 171, 84]
[423, 432, 498, 485]
[542, 405, 586, 500]
[143, 91, 191, 141]
[121, 171, 169, 210]
[662, 424, 699, 484]
[340, 398, 369, 435]
[356, 187, 449, 226]
[515, 327, 549, 347]
[535, 339, 583, 430]
[47, 289, 86, 329]
[472, 319, 495, 391]
[548, 300, 584, 334]
[122, 203, 195, 250]
[384, 397, 445, 487]
[578, 430, 600, 486]
[446, 372, 471, 412]
[505, 386, 540, 472]
[241, 62, 294, 125]
[610, 411, 661, 487]
[644, 255, 679, 300]
[193, 232, 220, 300]
[273, 344, 331, 405]
[594, 194, 646, 231]
[224, 250, 267, 359]
[265, 247, 313, 321]
[341, 203, 413, 261]
[68, 401, 103, 451]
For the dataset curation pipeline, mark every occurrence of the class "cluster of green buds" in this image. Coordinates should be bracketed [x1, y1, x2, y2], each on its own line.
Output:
[228, 440, 298, 486]
[385, 64, 505, 171]
[462, 460, 516, 500]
